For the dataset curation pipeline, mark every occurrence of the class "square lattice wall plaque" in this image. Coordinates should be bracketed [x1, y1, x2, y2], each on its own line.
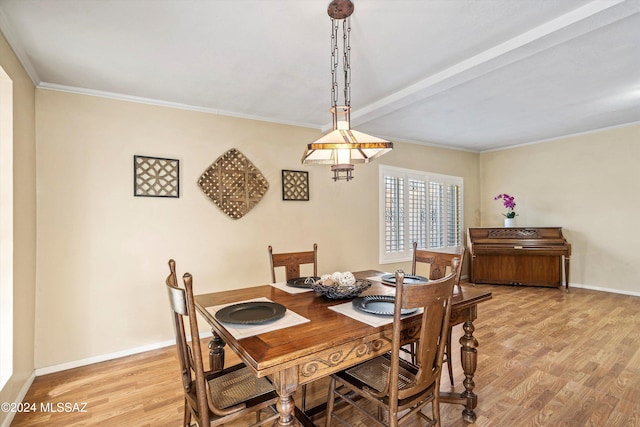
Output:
[282, 170, 309, 201]
[134, 155, 179, 198]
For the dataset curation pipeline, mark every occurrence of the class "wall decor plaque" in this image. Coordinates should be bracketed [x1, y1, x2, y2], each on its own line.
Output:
[198, 149, 269, 219]
[134, 155, 179, 198]
[282, 170, 309, 201]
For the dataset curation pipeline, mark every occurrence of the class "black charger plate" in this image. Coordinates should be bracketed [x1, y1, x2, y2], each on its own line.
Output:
[352, 295, 418, 316]
[286, 276, 320, 288]
[215, 301, 286, 324]
[380, 274, 428, 286]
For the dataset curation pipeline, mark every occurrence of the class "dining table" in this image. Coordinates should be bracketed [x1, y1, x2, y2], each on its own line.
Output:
[194, 270, 492, 427]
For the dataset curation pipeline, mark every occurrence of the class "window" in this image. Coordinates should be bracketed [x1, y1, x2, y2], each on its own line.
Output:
[379, 165, 463, 263]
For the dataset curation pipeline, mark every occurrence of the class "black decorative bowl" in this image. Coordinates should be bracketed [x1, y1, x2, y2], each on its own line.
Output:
[310, 279, 371, 299]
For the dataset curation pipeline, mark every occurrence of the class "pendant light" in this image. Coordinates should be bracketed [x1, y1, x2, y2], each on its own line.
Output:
[301, 0, 393, 181]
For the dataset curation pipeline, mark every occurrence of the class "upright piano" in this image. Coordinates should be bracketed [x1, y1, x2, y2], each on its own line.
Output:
[467, 227, 571, 289]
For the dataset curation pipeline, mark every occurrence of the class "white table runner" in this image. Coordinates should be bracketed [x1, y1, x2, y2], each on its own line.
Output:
[206, 297, 310, 339]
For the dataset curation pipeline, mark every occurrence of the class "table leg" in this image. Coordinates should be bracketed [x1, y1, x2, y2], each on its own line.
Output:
[440, 318, 479, 423]
[459, 320, 479, 423]
[271, 367, 301, 427]
[208, 329, 226, 373]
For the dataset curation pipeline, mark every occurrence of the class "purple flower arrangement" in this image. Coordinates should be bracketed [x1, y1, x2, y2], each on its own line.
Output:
[494, 193, 517, 218]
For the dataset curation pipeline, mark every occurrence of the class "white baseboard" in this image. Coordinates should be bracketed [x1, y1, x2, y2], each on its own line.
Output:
[469, 279, 638, 297]
[1, 371, 35, 427]
[568, 282, 640, 297]
[35, 339, 175, 376]
[34, 331, 214, 376]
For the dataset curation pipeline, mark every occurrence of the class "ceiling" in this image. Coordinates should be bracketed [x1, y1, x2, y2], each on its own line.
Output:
[1, 0, 639, 152]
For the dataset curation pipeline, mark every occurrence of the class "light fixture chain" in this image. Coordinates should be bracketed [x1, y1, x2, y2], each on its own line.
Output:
[343, 17, 351, 108]
[331, 18, 339, 111]
[301, 1, 392, 181]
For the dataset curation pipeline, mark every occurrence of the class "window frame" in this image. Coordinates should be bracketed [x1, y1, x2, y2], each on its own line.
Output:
[379, 165, 464, 264]
[0, 66, 13, 389]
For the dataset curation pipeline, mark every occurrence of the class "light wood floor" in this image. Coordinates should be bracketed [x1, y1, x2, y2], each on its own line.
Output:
[11, 283, 640, 426]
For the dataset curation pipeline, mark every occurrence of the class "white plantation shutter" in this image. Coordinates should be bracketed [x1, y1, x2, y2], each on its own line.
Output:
[409, 179, 427, 251]
[428, 180, 463, 249]
[428, 181, 444, 248]
[384, 175, 405, 254]
[380, 166, 463, 263]
[447, 183, 463, 247]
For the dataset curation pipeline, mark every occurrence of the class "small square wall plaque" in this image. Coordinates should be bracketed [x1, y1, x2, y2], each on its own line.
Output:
[282, 170, 309, 201]
[134, 155, 179, 198]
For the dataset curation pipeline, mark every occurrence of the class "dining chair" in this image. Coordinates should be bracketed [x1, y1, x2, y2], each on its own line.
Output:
[325, 269, 457, 427]
[165, 259, 279, 427]
[409, 243, 465, 386]
[268, 243, 318, 283]
[267, 243, 317, 412]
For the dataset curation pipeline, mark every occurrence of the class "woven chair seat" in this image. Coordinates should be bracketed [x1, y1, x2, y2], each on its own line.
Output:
[208, 367, 275, 409]
[345, 356, 416, 393]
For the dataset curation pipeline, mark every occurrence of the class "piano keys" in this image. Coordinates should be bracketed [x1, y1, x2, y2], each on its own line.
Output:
[467, 227, 571, 289]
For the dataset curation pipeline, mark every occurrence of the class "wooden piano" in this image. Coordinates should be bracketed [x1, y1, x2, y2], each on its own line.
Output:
[467, 227, 571, 289]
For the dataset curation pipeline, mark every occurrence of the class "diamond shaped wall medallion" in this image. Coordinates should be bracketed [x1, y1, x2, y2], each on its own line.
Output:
[198, 149, 269, 219]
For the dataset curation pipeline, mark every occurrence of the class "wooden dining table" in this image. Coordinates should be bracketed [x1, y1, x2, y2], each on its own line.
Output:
[194, 270, 492, 426]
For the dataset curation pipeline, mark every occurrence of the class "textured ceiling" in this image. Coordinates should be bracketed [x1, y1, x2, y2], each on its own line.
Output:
[1, 0, 638, 151]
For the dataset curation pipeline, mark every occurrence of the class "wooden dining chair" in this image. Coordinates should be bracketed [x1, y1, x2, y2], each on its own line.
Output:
[165, 259, 279, 427]
[409, 243, 465, 386]
[267, 244, 318, 412]
[268, 243, 318, 283]
[411, 243, 465, 285]
[325, 270, 456, 427]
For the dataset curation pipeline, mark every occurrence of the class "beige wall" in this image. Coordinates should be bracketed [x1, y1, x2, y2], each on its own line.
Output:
[0, 32, 37, 425]
[480, 123, 640, 294]
[34, 89, 480, 369]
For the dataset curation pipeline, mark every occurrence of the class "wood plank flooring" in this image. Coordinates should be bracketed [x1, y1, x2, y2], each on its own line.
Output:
[11, 283, 640, 426]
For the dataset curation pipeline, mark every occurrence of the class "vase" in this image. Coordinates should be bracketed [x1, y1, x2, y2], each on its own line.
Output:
[504, 218, 516, 227]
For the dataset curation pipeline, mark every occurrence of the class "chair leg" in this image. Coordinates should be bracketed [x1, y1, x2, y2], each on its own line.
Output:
[446, 326, 454, 386]
[183, 398, 191, 427]
[432, 395, 442, 427]
[301, 384, 307, 412]
[325, 377, 336, 427]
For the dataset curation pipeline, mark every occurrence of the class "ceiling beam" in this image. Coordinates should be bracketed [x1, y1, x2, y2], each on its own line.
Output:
[336, 0, 635, 132]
